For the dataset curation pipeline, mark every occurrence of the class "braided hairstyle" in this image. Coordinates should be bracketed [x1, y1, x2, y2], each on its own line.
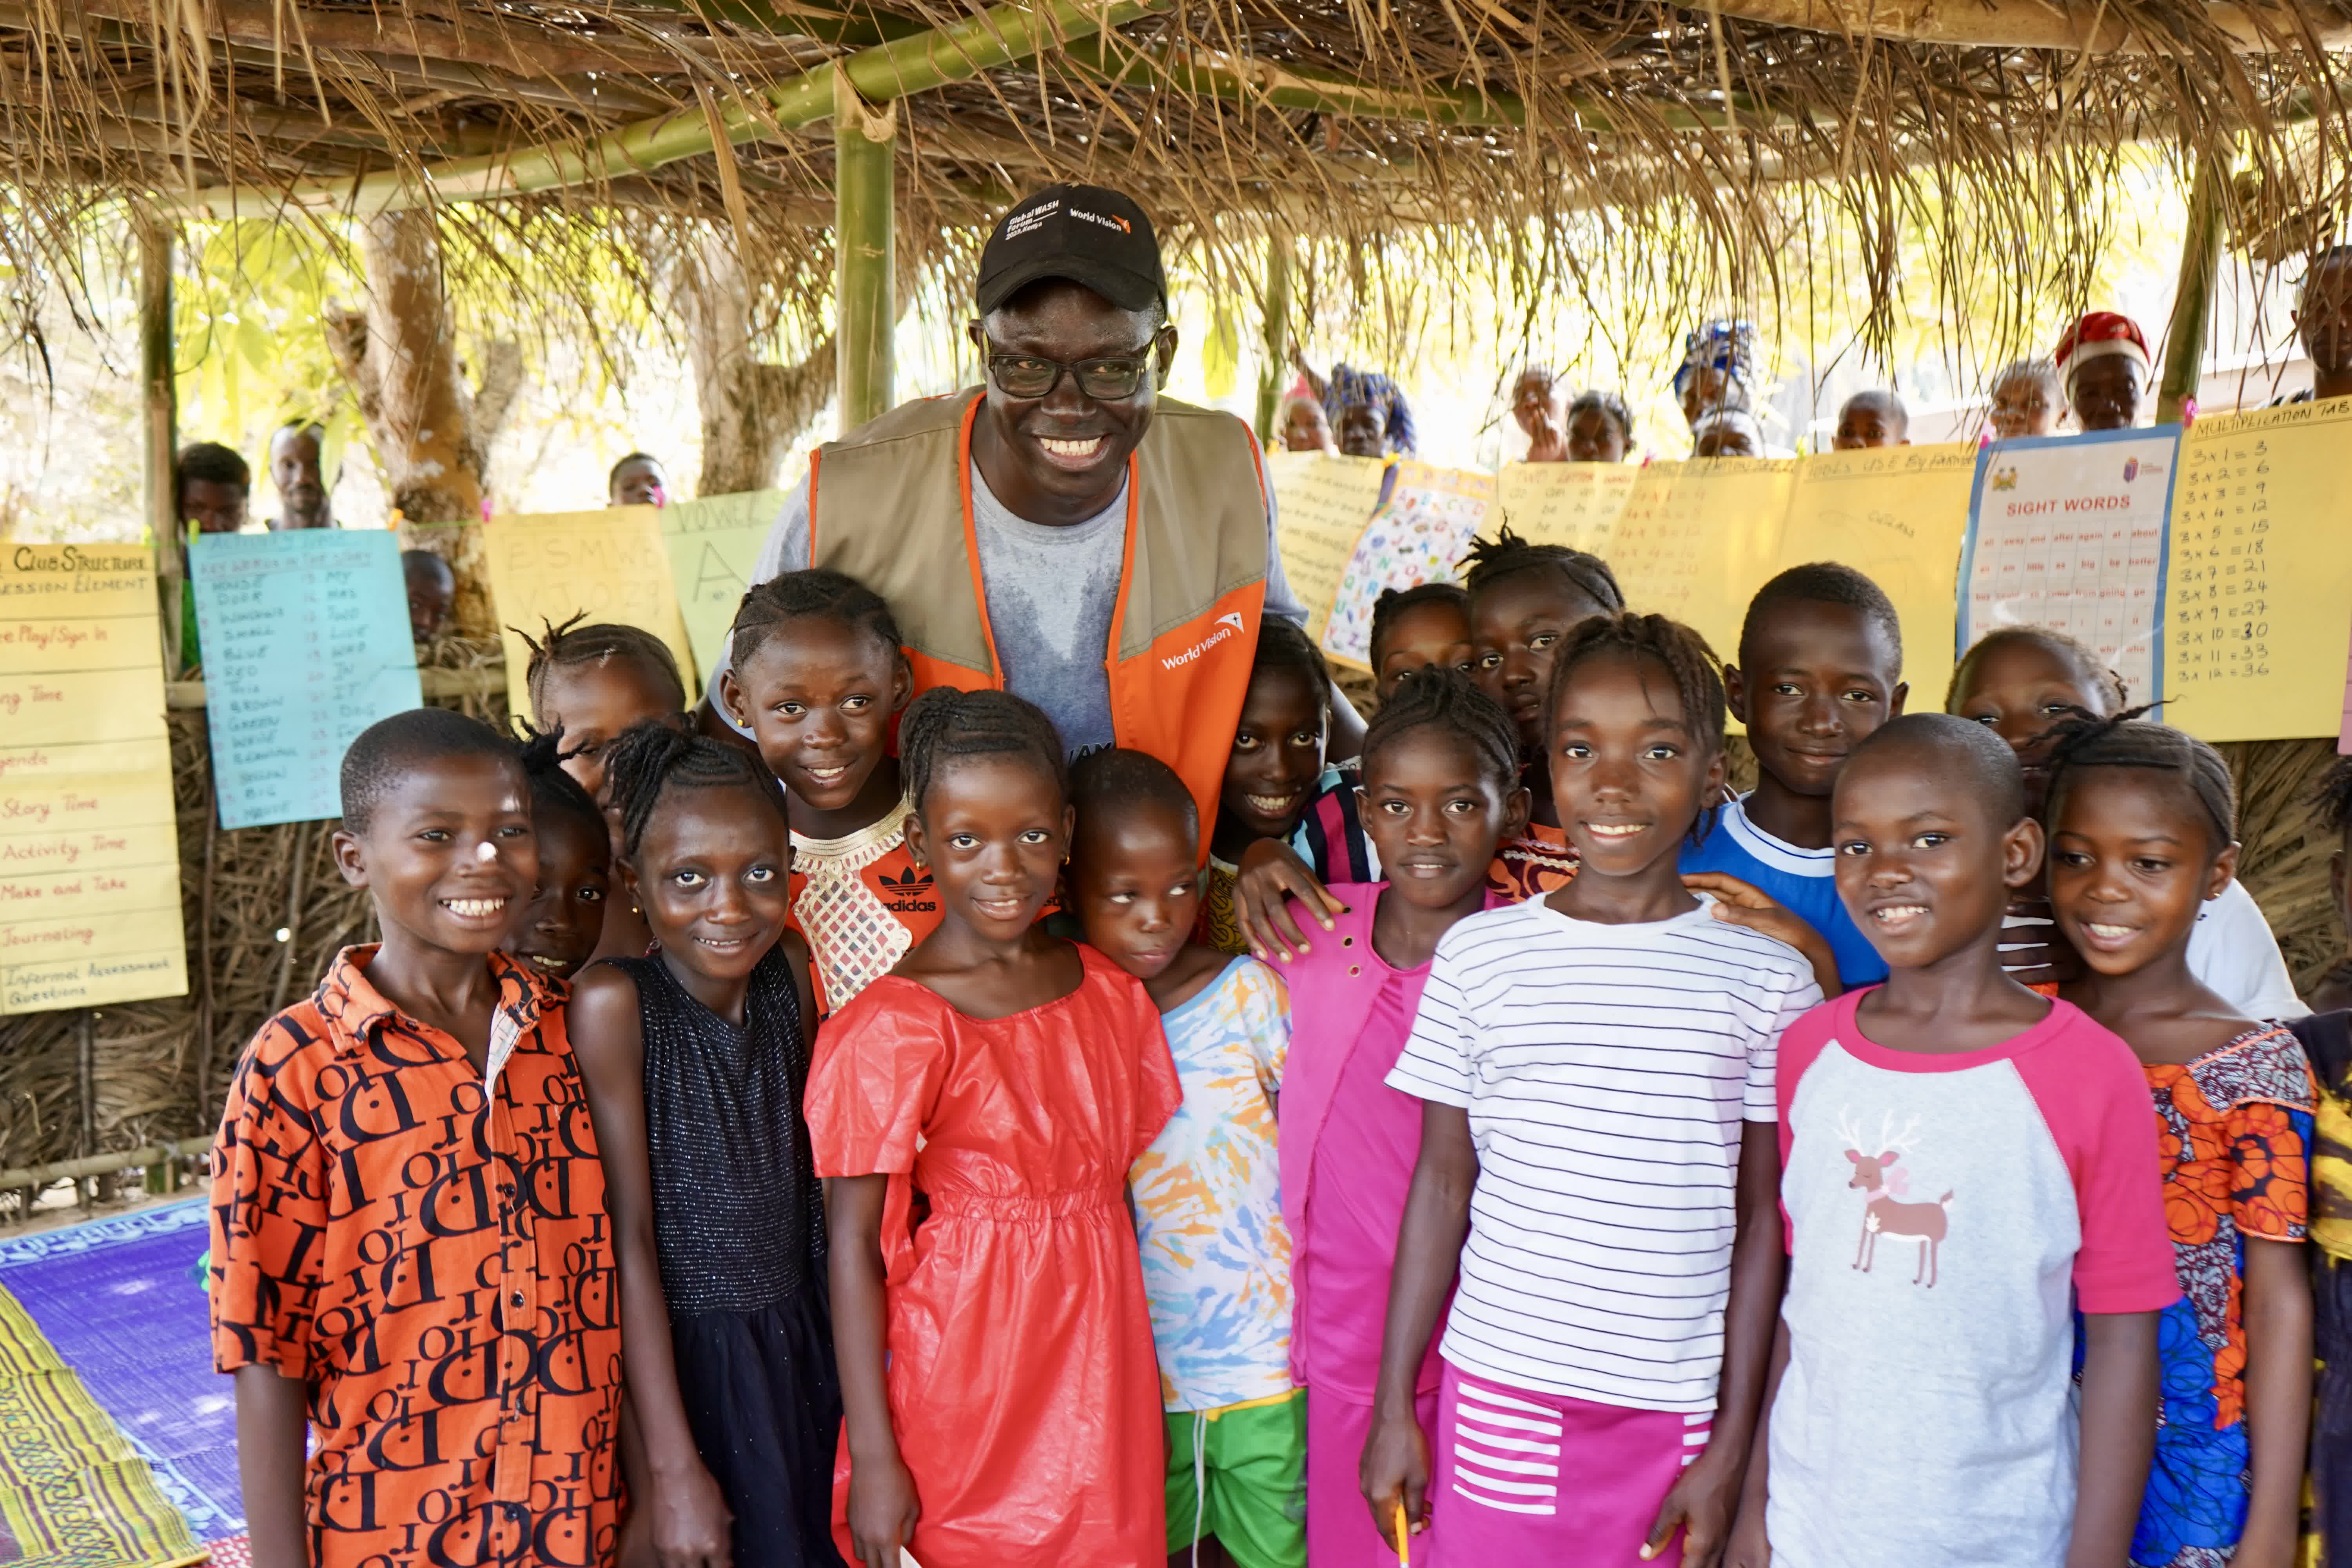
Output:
[515, 727, 607, 842]
[1566, 388, 1635, 449]
[1945, 624, 2127, 715]
[1457, 525, 1625, 617]
[520, 613, 688, 721]
[2040, 707, 2236, 853]
[1071, 747, 1198, 842]
[1543, 611, 1728, 753]
[899, 687, 1068, 819]
[727, 567, 906, 675]
[1368, 583, 1469, 671]
[598, 719, 788, 862]
[1253, 616, 1334, 706]
[1361, 667, 1519, 795]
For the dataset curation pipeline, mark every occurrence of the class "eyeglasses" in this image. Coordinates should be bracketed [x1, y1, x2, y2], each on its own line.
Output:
[979, 334, 1162, 400]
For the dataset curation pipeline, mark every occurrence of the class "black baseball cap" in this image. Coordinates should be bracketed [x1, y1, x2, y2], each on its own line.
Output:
[974, 184, 1166, 316]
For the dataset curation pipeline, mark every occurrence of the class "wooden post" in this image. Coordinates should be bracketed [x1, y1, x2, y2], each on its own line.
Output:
[2158, 149, 2229, 425]
[834, 69, 896, 431]
[1255, 232, 1294, 446]
[138, 215, 181, 669]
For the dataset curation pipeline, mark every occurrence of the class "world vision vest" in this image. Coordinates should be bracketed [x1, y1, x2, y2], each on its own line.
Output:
[806, 389, 1270, 843]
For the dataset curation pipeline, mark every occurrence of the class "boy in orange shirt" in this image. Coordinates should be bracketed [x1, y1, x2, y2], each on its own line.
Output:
[209, 708, 623, 1568]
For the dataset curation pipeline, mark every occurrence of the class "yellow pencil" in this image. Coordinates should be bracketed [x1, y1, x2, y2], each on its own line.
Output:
[1393, 1499, 1411, 1565]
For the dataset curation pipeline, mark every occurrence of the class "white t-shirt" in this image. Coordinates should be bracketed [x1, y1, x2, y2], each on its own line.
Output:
[1387, 897, 1822, 1412]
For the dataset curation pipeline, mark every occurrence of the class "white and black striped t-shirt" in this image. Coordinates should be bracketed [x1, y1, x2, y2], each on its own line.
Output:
[1387, 897, 1821, 1413]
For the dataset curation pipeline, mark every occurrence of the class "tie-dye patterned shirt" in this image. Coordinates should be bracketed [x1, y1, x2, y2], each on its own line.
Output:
[1127, 955, 1294, 1411]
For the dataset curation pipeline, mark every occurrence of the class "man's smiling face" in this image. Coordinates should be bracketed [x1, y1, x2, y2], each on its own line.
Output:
[969, 278, 1171, 521]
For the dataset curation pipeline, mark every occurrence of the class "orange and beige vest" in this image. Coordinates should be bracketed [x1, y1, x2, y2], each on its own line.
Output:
[806, 388, 1271, 842]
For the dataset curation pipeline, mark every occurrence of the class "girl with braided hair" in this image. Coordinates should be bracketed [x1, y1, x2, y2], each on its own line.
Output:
[565, 721, 841, 1568]
[1365, 613, 1818, 1566]
[718, 568, 930, 1013]
[806, 687, 1180, 1568]
[1278, 669, 1527, 1568]
[2041, 713, 2314, 1568]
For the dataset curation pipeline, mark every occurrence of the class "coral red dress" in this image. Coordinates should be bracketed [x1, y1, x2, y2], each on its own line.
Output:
[805, 943, 1182, 1568]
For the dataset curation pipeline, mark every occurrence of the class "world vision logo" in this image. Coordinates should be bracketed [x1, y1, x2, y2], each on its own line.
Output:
[1072, 205, 1132, 236]
[878, 865, 936, 913]
[1161, 612, 1248, 670]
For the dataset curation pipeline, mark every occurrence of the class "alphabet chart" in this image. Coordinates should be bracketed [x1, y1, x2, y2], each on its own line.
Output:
[1495, 460, 1639, 554]
[2167, 402, 2352, 742]
[192, 529, 423, 829]
[1267, 452, 1391, 646]
[659, 490, 786, 686]
[481, 507, 697, 717]
[1321, 461, 1494, 670]
[0, 544, 187, 1013]
[1959, 427, 2178, 705]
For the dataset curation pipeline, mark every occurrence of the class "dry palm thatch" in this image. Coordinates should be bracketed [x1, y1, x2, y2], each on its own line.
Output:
[0, 0, 2341, 366]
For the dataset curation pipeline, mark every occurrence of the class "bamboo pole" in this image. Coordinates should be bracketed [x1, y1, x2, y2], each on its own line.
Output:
[2158, 149, 2231, 425]
[834, 69, 896, 431]
[164, 0, 1166, 218]
[138, 216, 180, 672]
[1255, 231, 1293, 445]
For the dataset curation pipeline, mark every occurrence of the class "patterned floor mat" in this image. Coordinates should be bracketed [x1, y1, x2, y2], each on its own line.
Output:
[0, 1201, 234, 1561]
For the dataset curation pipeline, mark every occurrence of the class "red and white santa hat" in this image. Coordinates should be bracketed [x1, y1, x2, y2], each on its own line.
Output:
[2053, 311, 2150, 374]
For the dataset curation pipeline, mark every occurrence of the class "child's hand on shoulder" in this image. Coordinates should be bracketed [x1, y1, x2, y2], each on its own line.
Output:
[1682, 872, 1840, 999]
[1236, 838, 1347, 963]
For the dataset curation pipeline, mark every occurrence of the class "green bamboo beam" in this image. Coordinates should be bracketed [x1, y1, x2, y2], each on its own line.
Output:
[2157, 148, 2229, 425]
[163, 0, 1165, 218]
[835, 69, 897, 430]
[1254, 231, 1292, 445]
[137, 215, 182, 671]
[1061, 37, 1764, 132]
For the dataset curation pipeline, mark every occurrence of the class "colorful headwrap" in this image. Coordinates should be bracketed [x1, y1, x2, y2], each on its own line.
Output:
[2053, 312, 2150, 374]
[1673, 319, 1758, 396]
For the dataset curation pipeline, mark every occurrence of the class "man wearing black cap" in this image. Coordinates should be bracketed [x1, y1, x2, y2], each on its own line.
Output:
[722, 183, 1348, 835]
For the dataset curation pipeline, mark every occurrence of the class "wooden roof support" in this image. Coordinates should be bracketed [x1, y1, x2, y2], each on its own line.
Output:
[70, 0, 693, 81]
[162, 0, 1167, 218]
[1694, 0, 2352, 53]
[834, 68, 897, 428]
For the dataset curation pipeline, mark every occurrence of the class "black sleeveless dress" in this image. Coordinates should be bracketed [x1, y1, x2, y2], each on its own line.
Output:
[608, 948, 843, 1568]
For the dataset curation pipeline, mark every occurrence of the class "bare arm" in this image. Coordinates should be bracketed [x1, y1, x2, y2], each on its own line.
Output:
[827, 1173, 920, 1568]
[2068, 1310, 2159, 1568]
[1724, 1317, 1790, 1568]
[1360, 1101, 1477, 1548]
[235, 1365, 311, 1568]
[1328, 686, 1367, 760]
[570, 966, 733, 1568]
[2234, 1236, 2312, 1568]
[1646, 1121, 1787, 1568]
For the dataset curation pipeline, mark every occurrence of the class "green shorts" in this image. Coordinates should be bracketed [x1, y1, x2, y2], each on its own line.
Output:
[1164, 1390, 1307, 1568]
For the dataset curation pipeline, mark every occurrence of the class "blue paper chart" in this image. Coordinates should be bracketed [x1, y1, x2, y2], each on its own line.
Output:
[191, 530, 425, 829]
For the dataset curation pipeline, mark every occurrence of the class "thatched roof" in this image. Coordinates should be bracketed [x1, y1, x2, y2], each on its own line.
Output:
[3, 0, 2350, 350]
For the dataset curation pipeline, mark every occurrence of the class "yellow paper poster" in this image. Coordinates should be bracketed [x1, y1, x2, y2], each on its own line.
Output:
[0, 543, 188, 1014]
[658, 491, 784, 689]
[1269, 454, 1389, 645]
[1322, 463, 1494, 670]
[1776, 444, 1974, 704]
[1495, 461, 1639, 553]
[1611, 459, 1797, 658]
[2166, 402, 2352, 742]
[481, 508, 697, 720]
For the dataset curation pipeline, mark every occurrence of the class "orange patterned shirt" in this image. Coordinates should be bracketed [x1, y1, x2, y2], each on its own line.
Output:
[209, 946, 623, 1568]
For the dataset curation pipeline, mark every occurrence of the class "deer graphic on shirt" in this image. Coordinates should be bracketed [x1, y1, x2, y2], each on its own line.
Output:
[1836, 1108, 1953, 1288]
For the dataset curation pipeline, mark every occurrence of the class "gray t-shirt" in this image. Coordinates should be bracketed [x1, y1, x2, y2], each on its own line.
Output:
[720, 459, 1306, 756]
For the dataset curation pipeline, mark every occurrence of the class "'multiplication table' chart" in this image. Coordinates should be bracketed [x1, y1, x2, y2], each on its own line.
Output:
[1959, 426, 2180, 705]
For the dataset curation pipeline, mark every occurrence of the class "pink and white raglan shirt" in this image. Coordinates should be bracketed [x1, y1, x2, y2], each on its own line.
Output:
[1768, 989, 2178, 1568]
